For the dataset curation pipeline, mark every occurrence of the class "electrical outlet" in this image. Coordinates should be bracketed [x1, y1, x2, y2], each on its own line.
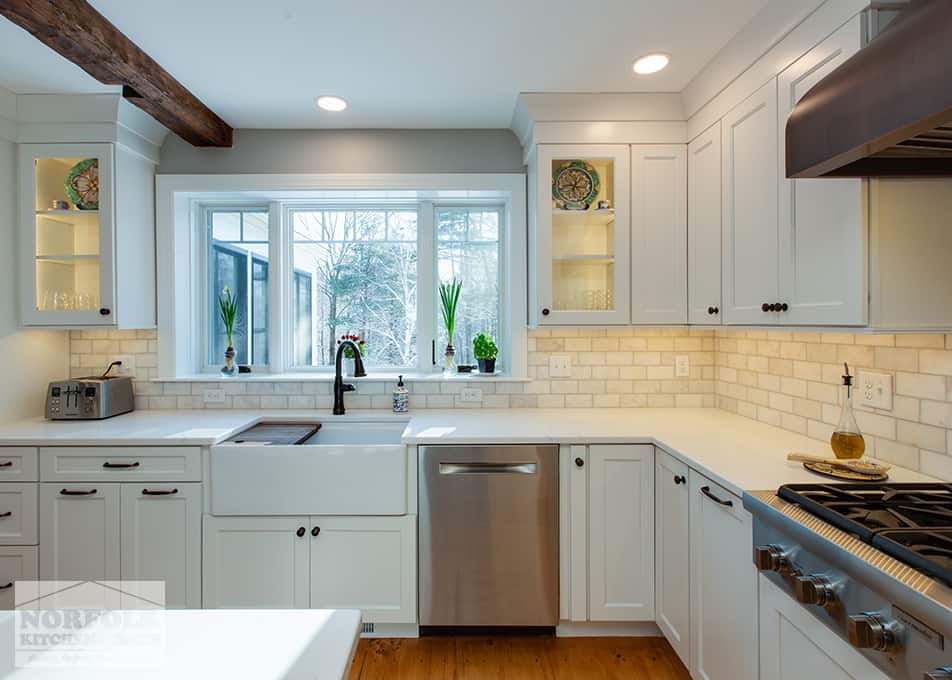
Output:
[113, 355, 136, 377]
[460, 387, 482, 403]
[549, 355, 572, 378]
[675, 355, 690, 378]
[857, 370, 892, 410]
[203, 388, 226, 404]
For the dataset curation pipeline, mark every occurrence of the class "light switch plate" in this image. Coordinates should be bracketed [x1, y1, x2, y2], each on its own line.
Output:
[460, 387, 482, 403]
[675, 355, 690, 378]
[857, 370, 892, 410]
[203, 388, 226, 404]
[549, 355, 572, 378]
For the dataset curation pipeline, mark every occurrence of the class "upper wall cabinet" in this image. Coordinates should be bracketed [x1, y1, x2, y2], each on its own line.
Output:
[530, 144, 631, 326]
[19, 143, 156, 329]
[687, 123, 722, 325]
[630, 145, 687, 324]
[778, 16, 865, 326]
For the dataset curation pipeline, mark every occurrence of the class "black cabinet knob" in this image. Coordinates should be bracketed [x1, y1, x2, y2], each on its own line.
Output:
[99, 308, 111, 316]
[673, 474, 686, 485]
[762, 303, 771, 312]
[542, 308, 550, 316]
[575, 457, 584, 468]
[778, 302, 788, 312]
[296, 527, 306, 537]
[707, 306, 719, 315]
[311, 526, 321, 537]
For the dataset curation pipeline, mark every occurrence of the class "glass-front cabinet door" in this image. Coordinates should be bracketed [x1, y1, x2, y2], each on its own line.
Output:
[535, 144, 630, 325]
[19, 143, 115, 326]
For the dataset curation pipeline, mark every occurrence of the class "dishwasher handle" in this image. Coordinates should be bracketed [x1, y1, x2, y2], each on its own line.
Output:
[439, 462, 537, 475]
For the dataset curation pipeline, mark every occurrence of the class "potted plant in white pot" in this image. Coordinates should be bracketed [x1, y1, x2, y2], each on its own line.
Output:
[473, 332, 498, 374]
[218, 287, 239, 377]
[439, 278, 462, 375]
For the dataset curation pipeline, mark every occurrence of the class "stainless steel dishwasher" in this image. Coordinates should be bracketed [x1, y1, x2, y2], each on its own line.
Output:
[418, 444, 558, 627]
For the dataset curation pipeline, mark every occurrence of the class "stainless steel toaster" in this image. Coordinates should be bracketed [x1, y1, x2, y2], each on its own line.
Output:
[45, 376, 135, 420]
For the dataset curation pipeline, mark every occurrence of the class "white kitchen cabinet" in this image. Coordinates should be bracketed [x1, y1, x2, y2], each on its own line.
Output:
[0, 483, 38, 545]
[309, 515, 416, 624]
[688, 122, 723, 324]
[18, 142, 155, 329]
[559, 444, 588, 622]
[721, 79, 780, 325]
[655, 451, 690, 666]
[530, 144, 631, 326]
[759, 575, 889, 680]
[121, 484, 201, 609]
[0, 546, 38, 610]
[689, 471, 757, 680]
[40, 483, 120, 581]
[588, 445, 654, 621]
[778, 16, 866, 326]
[202, 515, 310, 609]
[630, 145, 687, 324]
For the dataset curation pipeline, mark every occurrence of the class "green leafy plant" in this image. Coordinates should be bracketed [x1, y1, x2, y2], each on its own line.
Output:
[473, 332, 498, 360]
[217, 286, 239, 349]
[439, 278, 463, 345]
[337, 334, 367, 359]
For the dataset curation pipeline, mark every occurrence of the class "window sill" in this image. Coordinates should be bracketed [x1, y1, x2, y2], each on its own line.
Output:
[152, 372, 531, 383]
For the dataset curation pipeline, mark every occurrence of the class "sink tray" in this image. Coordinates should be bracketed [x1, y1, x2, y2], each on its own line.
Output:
[227, 422, 321, 445]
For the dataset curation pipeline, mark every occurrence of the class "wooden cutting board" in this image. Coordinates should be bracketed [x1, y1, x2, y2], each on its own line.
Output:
[227, 422, 321, 445]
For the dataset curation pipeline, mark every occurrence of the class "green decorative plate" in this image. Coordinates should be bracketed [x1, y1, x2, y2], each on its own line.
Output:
[65, 158, 99, 210]
[552, 160, 600, 210]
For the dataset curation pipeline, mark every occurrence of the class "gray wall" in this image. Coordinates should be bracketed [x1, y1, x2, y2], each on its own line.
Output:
[158, 129, 526, 174]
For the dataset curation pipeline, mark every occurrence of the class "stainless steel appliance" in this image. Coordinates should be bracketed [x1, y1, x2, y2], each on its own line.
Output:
[45, 376, 134, 420]
[418, 444, 558, 627]
[745, 483, 952, 680]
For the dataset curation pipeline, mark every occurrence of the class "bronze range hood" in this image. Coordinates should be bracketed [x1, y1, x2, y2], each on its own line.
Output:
[786, 0, 952, 178]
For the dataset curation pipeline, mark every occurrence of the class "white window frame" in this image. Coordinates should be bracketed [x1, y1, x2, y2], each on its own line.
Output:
[156, 173, 527, 380]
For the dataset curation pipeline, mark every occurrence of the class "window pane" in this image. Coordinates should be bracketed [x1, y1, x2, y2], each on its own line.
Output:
[207, 209, 269, 366]
[436, 208, 501, 367]
[291, 209, 418, 368]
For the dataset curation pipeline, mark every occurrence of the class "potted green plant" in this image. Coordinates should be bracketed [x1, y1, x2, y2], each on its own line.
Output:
[218, 286, 239, 377]
[473, 332, 498, 374]
[336, 334, 367, 376]
[439, 278, 462, 375]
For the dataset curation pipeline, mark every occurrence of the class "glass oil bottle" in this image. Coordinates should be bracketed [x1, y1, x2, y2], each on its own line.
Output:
[830, 363, 866, 460]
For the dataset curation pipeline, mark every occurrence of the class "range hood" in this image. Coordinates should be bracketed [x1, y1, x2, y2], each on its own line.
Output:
[786, 0, 952, 178]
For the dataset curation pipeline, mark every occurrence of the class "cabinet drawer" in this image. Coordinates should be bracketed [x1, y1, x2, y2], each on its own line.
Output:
[0, 546, 38, 610]
[0, 448, 38, 482]
[0, 483, 38, 545]
[40, 447, 201, 482]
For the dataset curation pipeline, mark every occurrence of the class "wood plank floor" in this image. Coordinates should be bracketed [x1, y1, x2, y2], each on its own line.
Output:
[347, 636, 690, 679]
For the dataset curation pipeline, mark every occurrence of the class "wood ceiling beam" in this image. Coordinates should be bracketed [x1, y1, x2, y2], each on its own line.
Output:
[0, 0, 233, 147]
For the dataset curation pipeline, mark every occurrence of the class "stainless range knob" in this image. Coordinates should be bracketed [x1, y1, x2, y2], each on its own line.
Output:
[847, 613, 900, 653]
[754, 544, 790, 572]
[925, 668, 952, 680]
[794, 575, 837, 607]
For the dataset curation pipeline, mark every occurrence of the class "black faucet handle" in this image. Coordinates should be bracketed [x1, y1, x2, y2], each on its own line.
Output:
[343, 383, 355, 393]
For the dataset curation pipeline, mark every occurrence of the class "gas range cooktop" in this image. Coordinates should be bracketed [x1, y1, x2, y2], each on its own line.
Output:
[777, 482, 952, 587]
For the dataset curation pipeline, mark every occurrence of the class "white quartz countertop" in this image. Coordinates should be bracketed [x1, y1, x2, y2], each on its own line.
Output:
[0, 608, 361, 680]
[0, 408, 935, 496]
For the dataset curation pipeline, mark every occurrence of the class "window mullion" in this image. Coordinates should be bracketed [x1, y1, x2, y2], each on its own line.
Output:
[417, 201, 436, 374]
[268, 201, 284, 373]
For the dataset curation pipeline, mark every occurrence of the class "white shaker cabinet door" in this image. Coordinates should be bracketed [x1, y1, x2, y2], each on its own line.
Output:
[40, 483, 120, 582]
[690, 472, 757, 680]
[759, 575, 889, 680]
[688, 122, 723, 324]
[588, 445, 654, 621]
[721, 79, 780, 325]
[630, 145, 687, 324]
[0, 546, 38, 610]
[778, 16, 866, 326]
[202, 515, 309, 609]
[121, 483, 201, 609]
[655, 451, 691, 666]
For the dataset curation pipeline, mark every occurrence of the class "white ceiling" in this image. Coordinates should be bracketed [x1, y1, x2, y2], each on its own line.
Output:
[1, 0, 769, 129]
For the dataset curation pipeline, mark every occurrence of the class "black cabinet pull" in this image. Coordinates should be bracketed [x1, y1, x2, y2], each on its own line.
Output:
[700, 485, 734, 507]
[142, 488, 178, 496]
[311, 526, 321, 537]
[542, 308, 551, 316]
[60, 488, 97, 496]
[574, 457, 584, 468]
[0, 511, 11, 518]
[99, 308, 111, 316]
[707, 306, 719, 315]
[762, 303, 771, 312]
[296, 526, 306, 537]
[103, 461, 140, 469]
[0, 582, 12, 590]
[0, 461, 12, 468]
[778, 302, 788, 312]
[673, 475, 686, 485]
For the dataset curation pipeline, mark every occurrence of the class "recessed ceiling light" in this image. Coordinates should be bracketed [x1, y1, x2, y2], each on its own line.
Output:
[316, 95, 347, 112]
[632, 53, 670, 75]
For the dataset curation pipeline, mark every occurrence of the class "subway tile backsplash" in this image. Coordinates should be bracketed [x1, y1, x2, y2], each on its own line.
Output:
[70, 328, 952, 476]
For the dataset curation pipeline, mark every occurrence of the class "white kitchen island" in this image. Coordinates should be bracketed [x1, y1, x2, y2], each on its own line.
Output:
[0, 608, 361, 679]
